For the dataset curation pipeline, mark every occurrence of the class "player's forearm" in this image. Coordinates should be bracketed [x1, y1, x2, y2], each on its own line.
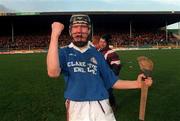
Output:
[47, 35, 61, 78]
[112, 79, 141, 89]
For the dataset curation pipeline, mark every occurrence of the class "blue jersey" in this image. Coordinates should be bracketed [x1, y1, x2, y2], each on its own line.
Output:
[59, 43, 118, 101]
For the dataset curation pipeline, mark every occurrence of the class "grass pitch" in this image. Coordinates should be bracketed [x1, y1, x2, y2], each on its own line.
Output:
[0, 49, 180, 121]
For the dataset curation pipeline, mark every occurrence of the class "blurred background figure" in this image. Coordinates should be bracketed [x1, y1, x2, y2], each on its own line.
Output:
[92, 35, 100, 49]
[98, 34, 122, 111]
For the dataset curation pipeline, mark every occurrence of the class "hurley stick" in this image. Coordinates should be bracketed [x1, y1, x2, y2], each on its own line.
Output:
[137, 56, 154, 121]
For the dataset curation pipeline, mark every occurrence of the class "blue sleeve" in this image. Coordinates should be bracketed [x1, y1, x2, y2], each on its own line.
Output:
[99, 54, 119, 89]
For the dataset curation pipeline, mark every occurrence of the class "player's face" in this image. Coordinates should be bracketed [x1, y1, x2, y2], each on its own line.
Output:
[99, 38, 107, 49]
[71, 23, 89, 47]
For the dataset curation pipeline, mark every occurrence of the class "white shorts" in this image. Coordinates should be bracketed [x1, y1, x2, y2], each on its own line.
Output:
[66, 99, 116, 121]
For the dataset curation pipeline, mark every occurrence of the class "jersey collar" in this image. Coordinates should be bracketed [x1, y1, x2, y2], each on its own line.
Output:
[68, 41, 91, 53]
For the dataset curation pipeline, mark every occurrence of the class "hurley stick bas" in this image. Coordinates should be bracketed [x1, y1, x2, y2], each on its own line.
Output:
[137, 56, 154, 121]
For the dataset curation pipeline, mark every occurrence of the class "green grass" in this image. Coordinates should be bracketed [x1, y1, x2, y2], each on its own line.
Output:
[0, 49, 180, 121]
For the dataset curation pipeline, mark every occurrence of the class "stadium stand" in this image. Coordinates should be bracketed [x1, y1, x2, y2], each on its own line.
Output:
[0, 11, 180, 52]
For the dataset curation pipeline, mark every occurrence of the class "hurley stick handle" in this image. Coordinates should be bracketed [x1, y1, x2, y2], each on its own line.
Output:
[137, 56, 153, 121]
[139, 81, 149, 121]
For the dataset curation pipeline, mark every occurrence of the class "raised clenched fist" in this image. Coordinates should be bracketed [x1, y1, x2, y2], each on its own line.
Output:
[51, 22, 64, 37]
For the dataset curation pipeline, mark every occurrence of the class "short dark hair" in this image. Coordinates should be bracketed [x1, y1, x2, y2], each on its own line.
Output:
[101, 34, 112, 44]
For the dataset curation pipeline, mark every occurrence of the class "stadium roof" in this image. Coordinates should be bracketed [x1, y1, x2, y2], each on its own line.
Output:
[86, 11, 180, 30]
[1, 11, 180, 33]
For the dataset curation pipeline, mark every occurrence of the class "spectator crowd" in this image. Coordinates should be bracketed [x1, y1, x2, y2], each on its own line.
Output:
[0, 30, 179, 50]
